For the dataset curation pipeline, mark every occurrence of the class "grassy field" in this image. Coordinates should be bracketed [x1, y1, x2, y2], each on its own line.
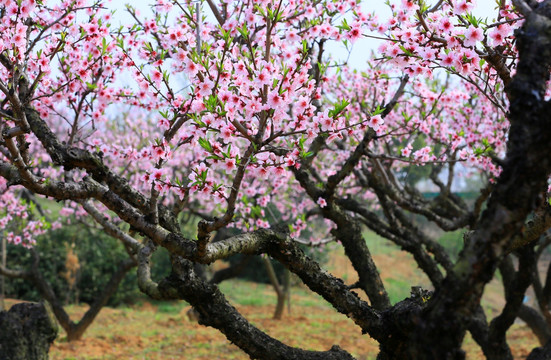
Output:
[5, 232, 542, 359]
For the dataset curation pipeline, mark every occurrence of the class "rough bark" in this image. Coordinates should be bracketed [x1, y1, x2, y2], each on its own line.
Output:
[519, 305, 551, 345]
[0, 302, 58, 360]
[1, 1, 551, 359]
[294, 165, 391, 310]
[161, 256, 357, 360]
[372, 3, 551, 358]
[528, 339, 551, 360]
[486, 248, 535, 360]
[0, 236, 5, 311]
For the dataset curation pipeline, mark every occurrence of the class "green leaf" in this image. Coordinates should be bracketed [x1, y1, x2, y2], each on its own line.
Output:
[339, 19, 351, 31]
[302, 40, 309, 54]
[372, 105, 385, 116]
[254, 5, 266, 17]
[329, 99, 349, 117]
[398, 45, 414, 57]
[198, 137, 213, 152]
[102, 37, 108, 54]
[298, 136, 306, 150]
[402, 111, 412, 123]
[237, 23, 249, 39]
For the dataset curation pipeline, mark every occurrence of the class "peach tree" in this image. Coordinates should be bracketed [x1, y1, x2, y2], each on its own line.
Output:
[1, 0, 551, 359]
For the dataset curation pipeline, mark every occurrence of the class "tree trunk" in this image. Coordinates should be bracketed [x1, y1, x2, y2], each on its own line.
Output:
[263, 257, 287, 319]
[528, 339, 551, 360]
[29, 254, 136, 341]
[273, 289, 286, 320]
[519, 305, 551, 345]
[48, 257, 136, 341]
[283, 268, 291, 315]
[0, 236, 5, 311]
[0, 302, 58, 360]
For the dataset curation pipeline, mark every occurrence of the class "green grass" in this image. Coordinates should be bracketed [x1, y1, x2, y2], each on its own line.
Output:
[436, 230, 465, 260]
[218, 278, 333, 311]
[384, 277, 413, 304]
[219, 281, 274, 306]
[156, 302, 185, 314]
[44, 242, 540, 360]
[218, 231, 433, 308]
[363, 230, 402, 255]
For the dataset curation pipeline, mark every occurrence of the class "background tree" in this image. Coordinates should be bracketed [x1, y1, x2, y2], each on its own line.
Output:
[0, 0, 551, 359]
[0, 215, 139, 341]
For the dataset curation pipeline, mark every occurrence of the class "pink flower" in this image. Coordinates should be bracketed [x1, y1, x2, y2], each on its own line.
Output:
[20, 3, 33, 17]
[257, 167, 269, 178]
[347, 26, 362, 42]
[151, 168, 164, 182]
[463, 26, 483, 47]
[234, 61, 248, 76]
[413, 146, 431, 162]
[154, 182, 168, 194]
[140, 173, 150, 184]
[246, 98, 263, 118]
[368, 115, 384, 131]
[267, 92, 283, 109]
[317, 197, 327, 208]
[285, 157, 295, 167]
[314, 110, 332, 132]
[454, 1, 473, 15]
[255, 68, 271, 86]
[6, 4, 18, 17]
[438, 18, 453, 33]
[175, 187, 187, 200]
[224, 158, 236, 174]
[402, 0, 419, 13]
[197, 79, 214, 97]
[151, 69, 163, 86]
[488, 24, 510, 46]
[158, 118, 170, 131]
[220, 125, 233, 140]
[440, 53, 455, 67]
[327, 133, 340, 144]
[295, 96, 309, 113]
[287, 31, 299, 42]
[152, 146, 166, 160]
[218, 90, 231, 103]
[184, 58, 200, 78]
[274, 166, 285, 176]
[401, 144, 412, 157]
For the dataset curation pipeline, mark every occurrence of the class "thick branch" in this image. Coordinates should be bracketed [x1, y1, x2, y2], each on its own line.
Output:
[161, 256, 360, 360]
[508, 204, 551, 252]
[488, 248, 535, 359]
[293, 167, 390, 309]
[413, 6, 551, 357]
